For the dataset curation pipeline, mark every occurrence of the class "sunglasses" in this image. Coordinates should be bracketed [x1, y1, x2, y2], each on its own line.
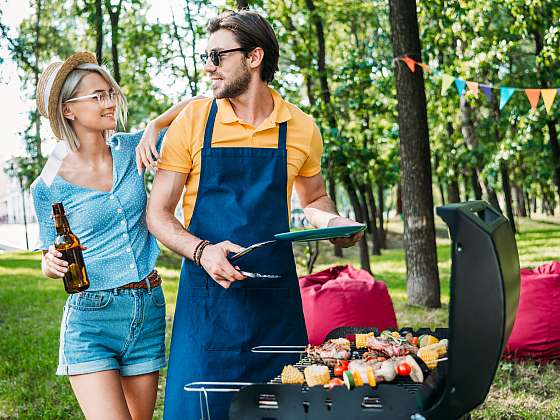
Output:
[199, 47, 254, 67]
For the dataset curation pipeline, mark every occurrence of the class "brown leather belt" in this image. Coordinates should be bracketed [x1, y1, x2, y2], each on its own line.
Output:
[119, 270, 161, 289]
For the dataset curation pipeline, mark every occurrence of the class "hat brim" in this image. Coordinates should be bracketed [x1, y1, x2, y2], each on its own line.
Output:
[47, 52, 98, 139]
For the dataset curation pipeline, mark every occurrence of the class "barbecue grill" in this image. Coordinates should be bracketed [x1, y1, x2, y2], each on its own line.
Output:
[186, 201, 521, 419]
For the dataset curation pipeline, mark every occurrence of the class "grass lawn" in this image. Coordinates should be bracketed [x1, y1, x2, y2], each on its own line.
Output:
[1, 216, 559, 419]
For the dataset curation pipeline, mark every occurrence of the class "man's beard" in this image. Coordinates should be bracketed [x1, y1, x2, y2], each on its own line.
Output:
[214, 61, 251, 99]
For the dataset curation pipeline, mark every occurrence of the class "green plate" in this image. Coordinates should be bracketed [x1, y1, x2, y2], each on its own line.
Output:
[273, 224, 366, 242]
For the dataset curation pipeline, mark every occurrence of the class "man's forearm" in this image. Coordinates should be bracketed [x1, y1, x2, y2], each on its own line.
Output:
[303, 194, 341, 228]
[147, 209, 201, 261]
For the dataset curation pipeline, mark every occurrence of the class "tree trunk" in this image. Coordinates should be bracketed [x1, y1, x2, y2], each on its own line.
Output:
[500, 163, 517, 234]
[343, 175, 371, 273]
[377, 183, 387, 248]
[447, 178, 460, 203]
[396, 183, 403, 215]
[524, 190, 531, 218]
[471, 168, 483, 200]
[389, 0, 440, 308]
[533, 196, 537, 214]
[514, 185, 527, 217]
[484, 182, 502, 213]
[95, 0, 103, 64]
[34, 0, 42, 158]
[365, 182, 381, 255]
[105, 0, 123, 84]
[328, 174, 343, 257]
[236, 0, 249, 8]
[534, 30, 560, 202]
[462, 175, 471, 201]
[306, 241, 319, 274]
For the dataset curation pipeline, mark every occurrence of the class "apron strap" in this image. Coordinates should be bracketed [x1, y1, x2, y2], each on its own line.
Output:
[278, 121, 287, 150]
[203, 99, 218, 149]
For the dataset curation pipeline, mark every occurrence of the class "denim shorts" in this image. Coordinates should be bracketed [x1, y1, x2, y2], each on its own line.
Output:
[56, 284, 166, 376]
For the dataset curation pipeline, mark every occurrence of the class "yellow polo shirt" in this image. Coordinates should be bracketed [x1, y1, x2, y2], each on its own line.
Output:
[158, 88, 323, 228]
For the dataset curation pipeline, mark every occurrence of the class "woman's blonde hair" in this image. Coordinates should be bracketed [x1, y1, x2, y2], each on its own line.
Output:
[57, 63, 127, 151]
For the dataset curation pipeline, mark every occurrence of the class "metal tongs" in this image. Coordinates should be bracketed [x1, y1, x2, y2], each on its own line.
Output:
[228, 240, 281, 278]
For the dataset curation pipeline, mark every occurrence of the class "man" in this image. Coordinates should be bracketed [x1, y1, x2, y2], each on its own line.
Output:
[147, 10, 363, 419]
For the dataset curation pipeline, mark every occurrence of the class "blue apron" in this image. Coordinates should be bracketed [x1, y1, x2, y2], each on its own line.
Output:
[163, 99, 308, 420]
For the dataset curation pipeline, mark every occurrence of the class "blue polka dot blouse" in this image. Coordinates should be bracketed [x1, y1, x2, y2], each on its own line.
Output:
[30, 129, 166, 291]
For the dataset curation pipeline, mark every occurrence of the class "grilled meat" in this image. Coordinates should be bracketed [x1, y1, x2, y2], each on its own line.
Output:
[306, 338, 351, 366]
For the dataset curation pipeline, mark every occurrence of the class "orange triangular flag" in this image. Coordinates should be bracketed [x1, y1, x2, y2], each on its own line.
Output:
[401, 56, 417, 73]
[417, 62, 430, 73]
[525, 89, 541, 112]
[466, 81, 479, 97]
[542, 89, 557, 114]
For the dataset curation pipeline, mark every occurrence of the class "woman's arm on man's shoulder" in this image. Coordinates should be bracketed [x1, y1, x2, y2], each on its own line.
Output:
[135, 95, 206, 174]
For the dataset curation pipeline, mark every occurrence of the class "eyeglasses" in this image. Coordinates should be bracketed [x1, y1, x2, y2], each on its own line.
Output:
[64, 90, 118, 106]
[199, 47, 254, 67]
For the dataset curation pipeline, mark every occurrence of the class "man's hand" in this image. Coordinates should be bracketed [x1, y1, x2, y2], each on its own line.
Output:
[135, 121, 161, 174]
[328, 217, 364, 248]
[199, 241, 247, 288]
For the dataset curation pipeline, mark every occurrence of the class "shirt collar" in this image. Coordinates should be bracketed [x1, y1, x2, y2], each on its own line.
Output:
[218, 87, 292, 127]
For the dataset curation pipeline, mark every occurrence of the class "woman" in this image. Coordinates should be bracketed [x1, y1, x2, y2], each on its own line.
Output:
[31, 51, 197, 420]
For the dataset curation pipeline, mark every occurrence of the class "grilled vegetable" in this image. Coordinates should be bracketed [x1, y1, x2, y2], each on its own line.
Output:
[304, 365, 330, 387]
[352, 370, 364, 387]
[366, 366, 377, 387]
[355, 332, 374, 349]
[334, 360, 349, 377]
[343, 370, 355, 390]
[281, 365, 305, 384]
[417, 348, 439, 369]
[418, 335, 439, 348]
[421, 339, 448, 357]
[395, 361, 412, 376]
[405, 355, 424, 383]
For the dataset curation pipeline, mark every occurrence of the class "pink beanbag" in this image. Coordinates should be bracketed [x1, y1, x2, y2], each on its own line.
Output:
[299, 265, 398, 345]
[504, 261, 560, 361]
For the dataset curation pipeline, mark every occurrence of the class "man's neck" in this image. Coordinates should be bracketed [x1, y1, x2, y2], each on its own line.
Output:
[228, 82, 274, 128]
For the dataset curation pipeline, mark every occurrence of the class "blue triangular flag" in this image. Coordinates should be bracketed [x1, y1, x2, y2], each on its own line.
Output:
[499, 87, 515, 110]
[455, 79, 466, 96]
[480, 84, 493, 102]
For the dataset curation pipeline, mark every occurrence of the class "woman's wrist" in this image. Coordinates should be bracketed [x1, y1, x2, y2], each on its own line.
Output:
[148, 117, 165, 130]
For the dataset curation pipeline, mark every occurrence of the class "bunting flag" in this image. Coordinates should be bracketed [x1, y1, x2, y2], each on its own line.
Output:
[401, 56, 417, 72]
[441, 74, 455, 95]
[454, 79, 467, 96]
[525, 89, 541, 112]
[396, 55, 559, 115]
[467, 81, 479, 97]
[418, 62, 430, 73]
[480, 84, 493, 102]
[499, 87, 516, 110]
[542, 89, 557, 114]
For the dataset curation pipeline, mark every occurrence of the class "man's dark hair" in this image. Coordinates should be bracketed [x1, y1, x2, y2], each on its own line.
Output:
[207, 10, 279, 83]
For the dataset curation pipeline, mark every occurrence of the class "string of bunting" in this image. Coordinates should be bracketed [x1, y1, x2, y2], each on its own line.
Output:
[397, 55, 559, 114]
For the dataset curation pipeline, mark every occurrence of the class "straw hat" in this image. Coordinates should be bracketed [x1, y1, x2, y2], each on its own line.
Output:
[36, 51, 98, 139]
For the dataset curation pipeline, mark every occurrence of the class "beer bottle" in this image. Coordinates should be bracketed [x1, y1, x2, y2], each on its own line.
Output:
[52, 203, 90, 293]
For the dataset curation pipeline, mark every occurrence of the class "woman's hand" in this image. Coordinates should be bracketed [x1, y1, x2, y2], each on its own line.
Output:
[199, 241, 247, 288]
[42, 244, 86, 279]
[135, 121, 161, 174]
